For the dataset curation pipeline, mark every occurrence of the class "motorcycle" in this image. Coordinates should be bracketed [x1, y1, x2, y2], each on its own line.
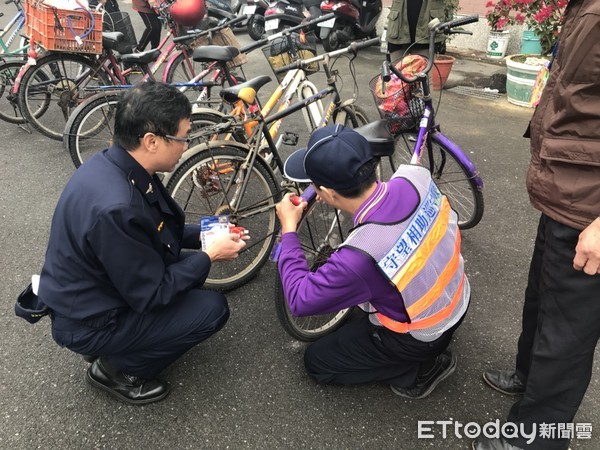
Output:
[318, 0, 381, 51]
[206, 0, 247, 28]
[263, 0, 305, 35]
[244, 0, 269, 40]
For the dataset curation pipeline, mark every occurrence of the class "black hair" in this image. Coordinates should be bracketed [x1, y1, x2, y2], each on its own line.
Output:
[331, 158, 379, 199]
[113, 81, 192, 151]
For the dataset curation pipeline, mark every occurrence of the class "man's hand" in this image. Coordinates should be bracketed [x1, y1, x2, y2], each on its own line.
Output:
[204, 233, 249, 262]
[573, 217, 600, 275]
[276, 193, 307, 234]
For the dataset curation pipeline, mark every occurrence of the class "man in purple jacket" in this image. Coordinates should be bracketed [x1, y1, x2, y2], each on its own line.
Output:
[276, 125, 470, 398]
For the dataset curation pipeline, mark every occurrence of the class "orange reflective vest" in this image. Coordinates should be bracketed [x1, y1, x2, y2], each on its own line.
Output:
[342, 165, 469, 342]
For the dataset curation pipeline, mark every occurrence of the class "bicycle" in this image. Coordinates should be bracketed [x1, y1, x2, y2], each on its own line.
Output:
[161, 37, 380, 292]
[372, 15, 484, 230]
[273, 15, 484, 342]
[0, 0, 32, 124]
[13, 0, 241, 140]
[64, 14, 344, 168]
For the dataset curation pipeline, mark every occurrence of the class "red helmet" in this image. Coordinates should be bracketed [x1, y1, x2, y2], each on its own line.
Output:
[170, 0, 206, 26]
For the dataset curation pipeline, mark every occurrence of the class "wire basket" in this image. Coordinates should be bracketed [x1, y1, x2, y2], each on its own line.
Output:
[25, 0, 103, 54]
[103, 10, 137, 54]
[369, 55, 428, 135]
[190, 27, 248, 69]
[262, 31, 318, 82]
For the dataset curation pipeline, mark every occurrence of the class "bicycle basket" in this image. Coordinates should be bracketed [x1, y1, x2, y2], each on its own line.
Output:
[190, 27, 248, 69]
[262, 31, 318, 82]
[103, 11, 137, 54]
[369, 55, 428, 134]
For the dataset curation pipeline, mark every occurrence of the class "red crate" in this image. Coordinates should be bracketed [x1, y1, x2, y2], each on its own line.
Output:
[26, 0, 102, 54]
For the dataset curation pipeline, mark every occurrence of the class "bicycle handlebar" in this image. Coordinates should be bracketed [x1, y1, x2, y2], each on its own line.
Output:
[172, 15, 247, 43]
[273, 37, 380, 75]
[239, 13, 336, 54]
[381, 14, 478, 84]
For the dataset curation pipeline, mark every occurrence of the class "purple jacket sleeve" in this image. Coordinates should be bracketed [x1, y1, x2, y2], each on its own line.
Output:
[277, 232, 376, 316]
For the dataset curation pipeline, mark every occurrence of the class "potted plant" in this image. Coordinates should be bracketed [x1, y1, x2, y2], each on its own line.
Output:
[510, 0, 567, 56]
[485, 0, 520, 59]
[430, 0, 459, 90]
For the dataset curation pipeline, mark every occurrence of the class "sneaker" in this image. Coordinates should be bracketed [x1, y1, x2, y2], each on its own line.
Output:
[390, 350, 457, 399]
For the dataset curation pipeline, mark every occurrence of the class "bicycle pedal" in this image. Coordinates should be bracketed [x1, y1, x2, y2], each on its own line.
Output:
[282, 132, 299, 146]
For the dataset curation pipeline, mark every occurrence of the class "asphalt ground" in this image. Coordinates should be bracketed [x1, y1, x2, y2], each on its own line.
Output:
[1, 2, 599, 449]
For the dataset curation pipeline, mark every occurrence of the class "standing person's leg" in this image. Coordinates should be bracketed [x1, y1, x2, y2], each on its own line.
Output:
[505, 215, 600, 450]
[136, 12, 161, 51]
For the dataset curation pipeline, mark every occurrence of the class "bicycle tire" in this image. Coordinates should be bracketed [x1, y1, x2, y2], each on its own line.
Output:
[66, 92, 229, 168]
[65, 92, 121, 168]
[335, 104, 370, 127]
[164, 52, 224, 111]
[166, 144, 281, 291]
[274, 194, 354, 341]
[0, 60, 50, 124]
[390, 132, 484, 229]
[18, 53, 111, 140]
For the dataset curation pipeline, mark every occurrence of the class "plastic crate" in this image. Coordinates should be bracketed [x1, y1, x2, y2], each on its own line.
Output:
[26, 0, 103, 54]
[369, 55, 428, 134]
[261, 31, 318, 82]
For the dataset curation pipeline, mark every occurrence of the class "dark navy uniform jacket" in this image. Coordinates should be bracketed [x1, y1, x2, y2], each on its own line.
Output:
[39, 145, 210, 321]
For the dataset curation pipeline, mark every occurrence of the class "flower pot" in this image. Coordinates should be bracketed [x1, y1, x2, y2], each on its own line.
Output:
[486, 30, 510, 60]
[432, 55, 455, 91]
[505, 54, 549, 107]
[520, 30, 543, 55]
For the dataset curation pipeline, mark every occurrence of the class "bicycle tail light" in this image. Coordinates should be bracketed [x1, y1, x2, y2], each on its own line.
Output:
[170, 0, 206, 26]
[320, 1, 334, 12]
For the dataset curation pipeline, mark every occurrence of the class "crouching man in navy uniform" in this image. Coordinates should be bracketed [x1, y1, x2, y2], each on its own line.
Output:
[38, 82, 248, 405]
[276, 125, 469, 398]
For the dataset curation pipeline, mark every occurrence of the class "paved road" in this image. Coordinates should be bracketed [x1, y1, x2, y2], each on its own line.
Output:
[1, 2, 599, 449]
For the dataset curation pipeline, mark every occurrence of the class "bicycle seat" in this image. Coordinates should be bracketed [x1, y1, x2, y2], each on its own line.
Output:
[121, 49, 161, 65]
[354, 119, 395, 157]
[220, 75, 272, 104]
[102, 32, 125, 51]
[193, 45, 240, 64]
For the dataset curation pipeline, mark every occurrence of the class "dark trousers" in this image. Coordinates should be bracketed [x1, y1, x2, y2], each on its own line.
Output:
[508, 214, 600, 450]
[51, 290, 229, 379]
[304, 312, 461, 386]
[136, 11, 161, 51]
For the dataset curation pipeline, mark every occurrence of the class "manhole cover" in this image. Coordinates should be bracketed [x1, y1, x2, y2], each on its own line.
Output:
[447, 86, 502, 100]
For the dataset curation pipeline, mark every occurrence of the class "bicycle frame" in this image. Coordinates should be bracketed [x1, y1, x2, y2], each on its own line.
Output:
[0, 2, 28, 57]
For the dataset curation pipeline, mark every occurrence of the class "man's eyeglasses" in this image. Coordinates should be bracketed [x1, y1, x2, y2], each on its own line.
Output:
[139, 133, 192, 145]
[160, 134, 193, 145]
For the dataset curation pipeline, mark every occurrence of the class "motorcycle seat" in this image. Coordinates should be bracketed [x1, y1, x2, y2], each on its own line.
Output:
[220, 75, 272, 104]
[193, 45, 241, 63]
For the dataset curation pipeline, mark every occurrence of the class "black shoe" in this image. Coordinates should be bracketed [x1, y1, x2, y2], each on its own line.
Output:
[390, 350, 457, 399]
[483, 369, 525, 396]
[82, 354, 97, 363]
[86, 358, 170, 405]
[472, 437, 523, 450]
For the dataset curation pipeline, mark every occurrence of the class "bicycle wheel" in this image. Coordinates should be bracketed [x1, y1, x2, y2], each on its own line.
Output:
[335, 104, 370, 128]
[166, 145, 281, 290]
[0, 60, 50, 124]
[65, 92, 121, 168]
[390, 132, 484, 229]
[18, 53, 111, 140]
[274, 194, 355, 341]
[164, 52, 225, 111]
[66, 93, 229, 168]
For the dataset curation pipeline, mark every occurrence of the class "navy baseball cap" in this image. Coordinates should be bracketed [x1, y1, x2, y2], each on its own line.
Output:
[283, 125, 375, 190]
